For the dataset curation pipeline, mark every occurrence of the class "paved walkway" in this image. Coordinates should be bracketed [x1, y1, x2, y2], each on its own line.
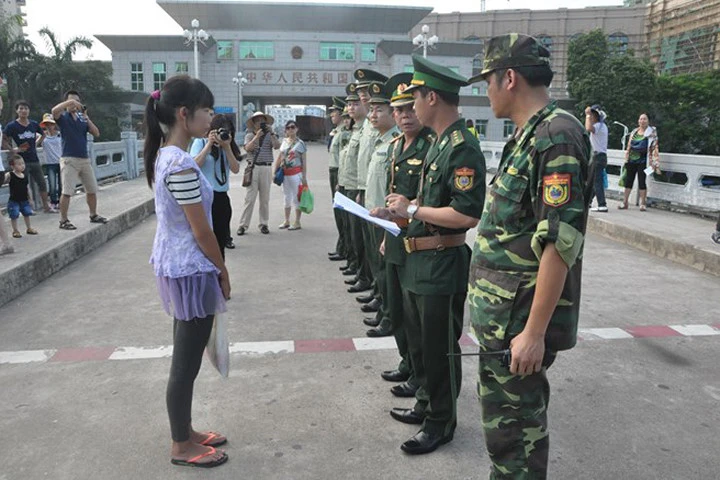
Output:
[0, 144, 719, 479]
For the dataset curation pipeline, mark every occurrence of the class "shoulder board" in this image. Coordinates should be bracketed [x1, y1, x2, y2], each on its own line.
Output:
[451, 130, 465, 148]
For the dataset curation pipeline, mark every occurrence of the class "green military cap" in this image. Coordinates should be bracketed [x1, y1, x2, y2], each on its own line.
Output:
[354, 69, 388, 89]
[469, 33, 551, 83]
[367, 81, 392, 104]
[403, 54, 468, 95]
[341, 105, 350, 118]
[386, 72, 414, 107]
[345, 83, 360, 101]
[328, 96, 346, 113]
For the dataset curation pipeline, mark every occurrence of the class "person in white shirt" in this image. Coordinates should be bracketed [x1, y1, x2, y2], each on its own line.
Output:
[585, 105, 608, 212]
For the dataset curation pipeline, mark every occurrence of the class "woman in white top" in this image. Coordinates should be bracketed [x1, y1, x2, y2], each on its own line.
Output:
[273, 120, 308, 230]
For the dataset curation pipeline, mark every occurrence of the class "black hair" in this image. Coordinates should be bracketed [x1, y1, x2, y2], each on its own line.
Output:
[209, 113, 242, 161]
[8, 153, 22, 166]
[285, 120, 298, 129]
[494, 64, 554, 88]
[63, 89, 81, 100]
[416, 86, 460, 107]
[14, 100, 30, 110]
[466, 119, 474, 127]
[143, 75, 214, 187]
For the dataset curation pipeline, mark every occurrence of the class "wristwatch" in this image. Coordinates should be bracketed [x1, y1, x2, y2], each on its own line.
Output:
[407, 204, 418, 219]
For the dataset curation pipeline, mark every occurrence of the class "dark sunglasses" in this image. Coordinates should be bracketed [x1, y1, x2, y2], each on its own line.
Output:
[286, 125, 297, 130]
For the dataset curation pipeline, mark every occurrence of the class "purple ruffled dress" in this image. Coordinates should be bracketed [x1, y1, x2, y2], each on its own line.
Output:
[150, 146, 227, 321]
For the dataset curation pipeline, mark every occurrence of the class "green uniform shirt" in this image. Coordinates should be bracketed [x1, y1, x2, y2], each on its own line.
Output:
[404, 119, 486, 295]
[339, 122, 363, 189]
[328, 126, 342, 169]
[357, 118, 380, 191]
[468, 101, 591, 352]
[385, 127, 433, 266]
[365, 125, 400, 211]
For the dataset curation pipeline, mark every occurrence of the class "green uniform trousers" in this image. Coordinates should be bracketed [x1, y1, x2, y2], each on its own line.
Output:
[329, 168, 346, 257]
[349, 190, 370, 284]
[341, 188, 360, 271]
[385, 261, 414, 384]
[478, 355, 555, 479]
[403, 290, 464, 436]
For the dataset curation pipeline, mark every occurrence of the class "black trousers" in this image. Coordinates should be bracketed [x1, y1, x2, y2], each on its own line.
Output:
[167, 315, 214, 442]
[212, 191, 232, 259]
[329, 168, 346, 256]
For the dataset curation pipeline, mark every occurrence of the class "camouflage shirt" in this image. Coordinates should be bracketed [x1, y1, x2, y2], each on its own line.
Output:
[468, 101, 591, 352]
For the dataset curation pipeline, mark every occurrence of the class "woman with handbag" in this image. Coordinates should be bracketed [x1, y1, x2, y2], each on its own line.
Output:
[620, 113, 660, 211]
[274, 120, 308, 230]
[237, 111, 279, 235]
[190, 114, 242, 257]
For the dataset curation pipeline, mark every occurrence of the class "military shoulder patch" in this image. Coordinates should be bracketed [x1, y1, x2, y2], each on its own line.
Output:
[451, 130, 465, 147]
[542, 173, 571, 207]
[454, 167, 475, 191]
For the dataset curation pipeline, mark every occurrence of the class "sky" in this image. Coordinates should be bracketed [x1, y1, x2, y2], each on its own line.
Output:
[23, 0, 624, 61]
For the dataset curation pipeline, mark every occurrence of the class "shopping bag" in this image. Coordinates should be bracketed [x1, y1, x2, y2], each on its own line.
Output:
[206, 313, 230, 377]
[618, 164, 627, 188]
[299, 186, 314, 214]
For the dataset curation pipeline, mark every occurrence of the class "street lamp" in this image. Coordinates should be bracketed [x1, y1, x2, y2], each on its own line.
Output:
[233, 72, 248, 131]
[412, 24, 439, 58]
[183, 18, 209, 79]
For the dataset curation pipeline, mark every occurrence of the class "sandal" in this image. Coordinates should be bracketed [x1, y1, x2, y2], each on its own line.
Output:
[640, 205, 647, 212]
[12, 231, 21, 238]
[59, 220, 77, 230]
[199, 431, 227, 447]
[617, 203, 628, 210]
[171, 446, 228, 468]
[278, 222, 290, 229]
[26, 228, 38, 235]
[89, 214, 108, 224]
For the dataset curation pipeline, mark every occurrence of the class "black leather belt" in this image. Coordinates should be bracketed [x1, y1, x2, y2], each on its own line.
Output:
[255, 163, 272, 166]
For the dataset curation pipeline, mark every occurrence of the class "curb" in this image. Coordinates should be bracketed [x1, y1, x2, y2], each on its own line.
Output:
[0, 198, 155, 308]
[587, 216, 720, 277]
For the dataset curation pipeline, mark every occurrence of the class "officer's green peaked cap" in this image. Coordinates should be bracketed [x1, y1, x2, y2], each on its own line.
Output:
[404, 54, 468, 95]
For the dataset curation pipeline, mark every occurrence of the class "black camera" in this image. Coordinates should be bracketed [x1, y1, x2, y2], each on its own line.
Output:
[217, 128, 230, 141]
[260, 122, 268, 132]
[81, 105, 87, 112]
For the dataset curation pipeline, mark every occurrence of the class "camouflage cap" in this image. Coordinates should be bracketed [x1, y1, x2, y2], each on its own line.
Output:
[386, 72, 414, 107]
[404, 54, 468, 95]
[367, 81, 392, 104]
[469, 33, 551, 83]
[345, 83, 360, 102]
[355, 69, 389, 89]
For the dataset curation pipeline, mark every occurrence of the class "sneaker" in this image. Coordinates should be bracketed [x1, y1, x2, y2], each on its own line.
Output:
[591, 206, 608, 212]
[288, 223, 302, 231]
[712, 231, 720, 245]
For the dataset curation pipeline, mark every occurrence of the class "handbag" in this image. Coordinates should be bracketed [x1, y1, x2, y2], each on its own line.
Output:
[273, 166, 284, 186]
[242, 132, 266, 187]
[206, 312, 230, 378]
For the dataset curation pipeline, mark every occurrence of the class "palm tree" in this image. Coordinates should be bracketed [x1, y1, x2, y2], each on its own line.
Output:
[0, 15, 37, 120]
[37, 27, 94, 96]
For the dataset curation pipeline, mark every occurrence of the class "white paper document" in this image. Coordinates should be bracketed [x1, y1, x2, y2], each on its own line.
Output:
[643, 166, 655, 176]
[333, 192, 401, 237]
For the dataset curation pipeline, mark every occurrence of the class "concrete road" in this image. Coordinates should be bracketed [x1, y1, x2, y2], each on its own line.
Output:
[1, 144, 719, 480]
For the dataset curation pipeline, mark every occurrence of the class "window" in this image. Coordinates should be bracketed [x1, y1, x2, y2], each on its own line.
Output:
[404, 65, 414, 73]
[475, 120, 488, 139]
[217, 41, 234, 60]
[472, 81, 487, 96]
[130, 63, 144, 91]
[608, 33, 629, 54]
[320, 42, 354, 61]
[503, 120, 515, 138]
[537, 35, 553, 52]
[175, 62, 188, 74]
[152, 62, 166, 91]
[472, 54, 483, 78]
[361, 43, 376, 62]
[239, 41, 274, 59]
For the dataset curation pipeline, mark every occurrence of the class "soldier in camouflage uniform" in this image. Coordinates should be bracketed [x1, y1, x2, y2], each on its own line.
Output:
[372, 72, 435, 396]
[468, 34, 592, 479]
[378, 55, 486, 455]
[328, 96, 347, 262]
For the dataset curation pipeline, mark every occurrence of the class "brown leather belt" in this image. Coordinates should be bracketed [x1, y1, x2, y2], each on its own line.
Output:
[404, 233, 466, 253]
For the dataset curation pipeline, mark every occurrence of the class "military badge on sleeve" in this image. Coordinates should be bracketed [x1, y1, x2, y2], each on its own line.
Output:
[543, 173, 571, 206]
[454, 167, 475, 191]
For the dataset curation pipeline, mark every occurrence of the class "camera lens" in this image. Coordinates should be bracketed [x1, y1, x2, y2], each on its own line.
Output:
[218, 128, 230, 141]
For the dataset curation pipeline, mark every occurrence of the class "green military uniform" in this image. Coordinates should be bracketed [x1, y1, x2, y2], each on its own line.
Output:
[400, 55, 487, 443]
[468, 34, 591, 479]
[328, 96, 347, 257]
[339, 90, 363, 273]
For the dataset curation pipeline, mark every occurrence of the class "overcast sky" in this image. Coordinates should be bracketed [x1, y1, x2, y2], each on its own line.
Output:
[23, 0, 624, 61]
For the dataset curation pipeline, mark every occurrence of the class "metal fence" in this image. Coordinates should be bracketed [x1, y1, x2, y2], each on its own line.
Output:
[482, 141, 720, 213]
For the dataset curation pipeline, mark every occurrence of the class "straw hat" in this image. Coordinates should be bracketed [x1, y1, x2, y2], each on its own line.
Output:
[245, 111, 275, 130]
[39, 113, 56, 128]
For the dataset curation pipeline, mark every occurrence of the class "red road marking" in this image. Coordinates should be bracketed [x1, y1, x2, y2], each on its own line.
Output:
[50, 347, 116, 362]
[294, 338, 356, 353]
[625, 325, 682, 338]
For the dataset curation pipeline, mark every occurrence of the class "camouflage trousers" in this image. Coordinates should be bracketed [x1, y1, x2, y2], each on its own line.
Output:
[478, 355, 554, 480]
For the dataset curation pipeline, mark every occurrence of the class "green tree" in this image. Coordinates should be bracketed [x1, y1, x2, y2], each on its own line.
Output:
[567, 29, 656, 150]
[0, 15, 38, 123]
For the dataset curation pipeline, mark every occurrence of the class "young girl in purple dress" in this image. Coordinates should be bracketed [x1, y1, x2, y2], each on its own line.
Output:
[144, 75, 231, 469]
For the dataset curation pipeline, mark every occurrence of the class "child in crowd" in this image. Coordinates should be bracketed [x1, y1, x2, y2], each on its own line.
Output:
[4, 154, 38, 238]
[40, 113, 62, 211]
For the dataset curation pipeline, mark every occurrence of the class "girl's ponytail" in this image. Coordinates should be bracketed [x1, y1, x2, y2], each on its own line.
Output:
[143, 92, 163, 187]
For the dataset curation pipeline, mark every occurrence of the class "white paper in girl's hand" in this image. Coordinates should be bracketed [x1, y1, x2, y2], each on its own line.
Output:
[644, 166, 655, 176]
[206, 313, 230, 377]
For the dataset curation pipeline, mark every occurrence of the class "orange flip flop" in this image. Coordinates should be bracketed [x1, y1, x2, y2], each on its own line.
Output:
[171, 446, 228, 468]
[200, 431, 227, 447]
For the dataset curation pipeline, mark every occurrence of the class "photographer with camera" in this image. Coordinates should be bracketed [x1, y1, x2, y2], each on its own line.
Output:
[237, 111, 279, 236]
[190, 113, 243, 257]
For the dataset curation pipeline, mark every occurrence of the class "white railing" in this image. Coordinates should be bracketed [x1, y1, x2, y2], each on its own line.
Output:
[482, 140, 720, 212]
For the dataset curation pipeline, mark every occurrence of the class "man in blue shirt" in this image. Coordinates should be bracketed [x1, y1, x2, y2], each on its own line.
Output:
[2, 100, 52, 212]
[51, 89, 107, 230]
